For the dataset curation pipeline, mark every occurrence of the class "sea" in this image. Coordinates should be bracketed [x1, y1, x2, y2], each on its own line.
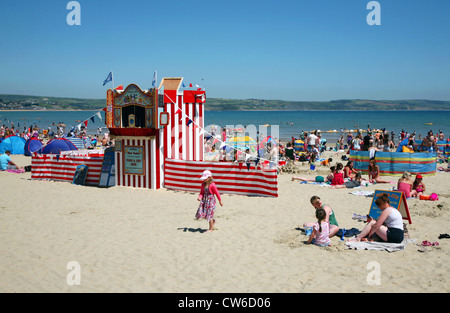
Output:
[1, 110, 449, 144]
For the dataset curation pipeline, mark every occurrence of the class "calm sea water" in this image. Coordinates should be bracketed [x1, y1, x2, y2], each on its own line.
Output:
[1, 110, 449, 144]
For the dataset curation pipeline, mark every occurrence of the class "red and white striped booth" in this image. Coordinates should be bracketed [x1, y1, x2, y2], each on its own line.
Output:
[107, 79, 205, 190]
[106, 78, 278, 196]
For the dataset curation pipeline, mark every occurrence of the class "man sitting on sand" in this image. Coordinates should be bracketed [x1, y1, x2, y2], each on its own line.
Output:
[0, 150, 20, 171]
[303, 196, 340, 238]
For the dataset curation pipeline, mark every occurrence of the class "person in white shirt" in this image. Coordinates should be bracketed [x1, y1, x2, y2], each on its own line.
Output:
[307, 131, 319, 151]
[348, 193, 404, 243]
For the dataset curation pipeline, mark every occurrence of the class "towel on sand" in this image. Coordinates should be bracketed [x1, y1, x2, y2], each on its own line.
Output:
[345, 239, 416, 252]
[350, 190, 374, 197]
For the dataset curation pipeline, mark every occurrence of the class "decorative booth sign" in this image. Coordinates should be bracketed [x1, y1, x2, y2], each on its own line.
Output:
[123, 145, 145, 175]
[368, 190, 412, 224]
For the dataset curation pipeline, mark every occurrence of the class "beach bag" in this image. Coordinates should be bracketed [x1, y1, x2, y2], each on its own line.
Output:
[429, 193, 439, 201]
[402, 146, 414, 153]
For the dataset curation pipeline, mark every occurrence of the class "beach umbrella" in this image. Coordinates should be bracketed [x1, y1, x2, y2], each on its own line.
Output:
[42, 138, 78, 154]
[258, 136, 276, 150]
[225, 136, 256, 148]
[0, 136, 26, 154]
[293, 139, 305, 152]
[24, 137, 43, 156]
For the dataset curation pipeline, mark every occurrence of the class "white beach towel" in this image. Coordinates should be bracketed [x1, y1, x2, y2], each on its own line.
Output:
[345, 238, 416, 252]
[350, 190, 374, 197]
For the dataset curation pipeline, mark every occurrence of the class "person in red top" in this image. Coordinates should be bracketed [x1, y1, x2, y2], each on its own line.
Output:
[196, 170, 223, 233]
[331, 163, 344, 185]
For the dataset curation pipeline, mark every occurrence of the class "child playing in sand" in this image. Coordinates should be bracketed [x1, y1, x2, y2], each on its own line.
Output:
[303, 196, 340, 238]
[306, 208, 331, 246]
[196, 170, 223, 233]
[411, 174, 426, 198]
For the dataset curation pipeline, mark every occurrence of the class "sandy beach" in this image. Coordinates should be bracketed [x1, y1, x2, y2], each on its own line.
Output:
[1, 150, 449, 293]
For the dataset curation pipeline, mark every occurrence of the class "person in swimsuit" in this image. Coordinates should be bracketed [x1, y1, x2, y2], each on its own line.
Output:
[368, 157, 392, 184]
[343, 161, 358, 179]
[397, 171, 413, 198]
[411, 174, 426, 198]
[303, 196, 340, 238]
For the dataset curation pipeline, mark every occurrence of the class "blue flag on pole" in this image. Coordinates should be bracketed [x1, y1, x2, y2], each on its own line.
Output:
[152, 71, 157, 88]
[103, 72, 113, 86]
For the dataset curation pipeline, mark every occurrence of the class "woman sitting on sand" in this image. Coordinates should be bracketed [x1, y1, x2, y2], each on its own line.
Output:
[292, 166, 335, 184]
[331, 172, 365, 189]
[348, 193, 404, 243]
[343, 161, 358, 179]
[331, 162, 344, 186]
[368, 158, 392, 184]
[303, 196, 339, 238]
[397, 171, 413, 198]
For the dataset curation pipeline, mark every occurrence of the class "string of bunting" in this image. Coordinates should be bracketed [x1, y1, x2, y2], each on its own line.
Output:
[164, 92, 278, 169]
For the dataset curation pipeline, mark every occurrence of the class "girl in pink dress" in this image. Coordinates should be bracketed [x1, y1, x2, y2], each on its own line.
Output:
[196, 170, 223, 233]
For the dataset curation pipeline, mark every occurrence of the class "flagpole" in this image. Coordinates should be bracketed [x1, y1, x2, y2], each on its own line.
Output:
[112, 71, 114, 89]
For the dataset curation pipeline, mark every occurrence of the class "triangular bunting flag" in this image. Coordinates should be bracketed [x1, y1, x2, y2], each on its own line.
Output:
[186, 118, 193, 126]
[175, 108, 182, 115]
[90, 116, 95, 123]
[254, 157, 260, 168]
[96, 111, 102, 120]
[84, 120, 88, 127]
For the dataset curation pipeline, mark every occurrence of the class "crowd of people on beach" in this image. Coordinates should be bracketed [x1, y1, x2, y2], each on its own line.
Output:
[0, 120, 113, 150]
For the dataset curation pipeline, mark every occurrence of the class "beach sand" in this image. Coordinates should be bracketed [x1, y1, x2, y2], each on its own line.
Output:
[0, 151, 449, 293]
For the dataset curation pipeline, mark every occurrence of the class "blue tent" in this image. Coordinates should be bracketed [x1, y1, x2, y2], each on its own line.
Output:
[396, 138, 409, 152]
[24, 137, 44, 156]
[42, 138, 78, 154]
[0, 136, 26, 154]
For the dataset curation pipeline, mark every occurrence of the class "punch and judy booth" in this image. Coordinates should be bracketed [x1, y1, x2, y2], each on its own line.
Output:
[106, 78, 205, 189]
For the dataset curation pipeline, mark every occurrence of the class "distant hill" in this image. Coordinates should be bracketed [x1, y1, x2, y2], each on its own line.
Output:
[1, 94, 449, 111]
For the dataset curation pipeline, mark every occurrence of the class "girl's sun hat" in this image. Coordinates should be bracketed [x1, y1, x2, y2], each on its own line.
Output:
[200, 170, 212, 180]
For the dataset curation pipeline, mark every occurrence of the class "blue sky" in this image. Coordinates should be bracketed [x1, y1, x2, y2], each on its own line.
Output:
[0, 0, 449, 101]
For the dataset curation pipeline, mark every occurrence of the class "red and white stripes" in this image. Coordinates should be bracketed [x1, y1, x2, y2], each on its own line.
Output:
[163, 91, 204, 162]
[31, 152, 104, 185]
[115, 138, 163, 189]
[164, 158, 278, 197]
